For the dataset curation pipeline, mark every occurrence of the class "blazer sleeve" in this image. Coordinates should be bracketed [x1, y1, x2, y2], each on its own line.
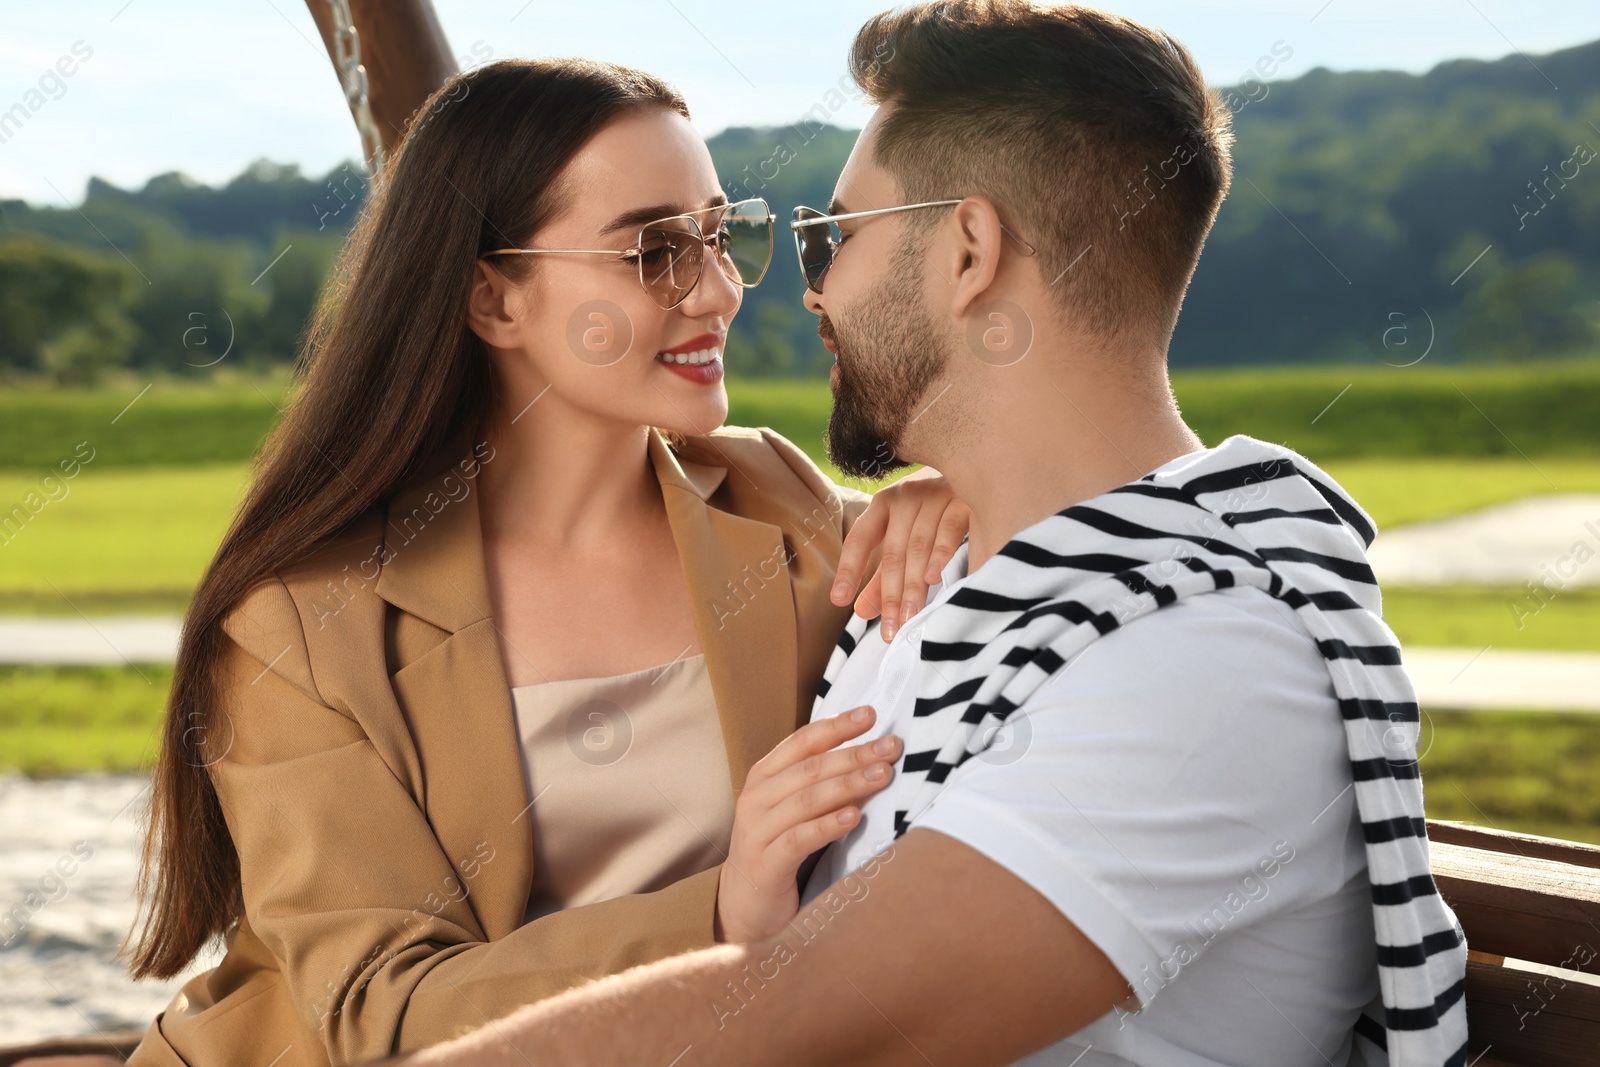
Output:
[209, 582, 722, 1063]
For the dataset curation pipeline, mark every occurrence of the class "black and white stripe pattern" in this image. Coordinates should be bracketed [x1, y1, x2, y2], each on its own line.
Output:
[815, 436, 1468, 1065]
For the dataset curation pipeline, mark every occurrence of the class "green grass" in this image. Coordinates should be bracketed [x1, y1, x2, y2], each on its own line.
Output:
[1382, 586, 1600, 653]
[1170, 361, 1600, 461]
[4, 666, 1595, 847]
[0, 464, 248, 613]
[726, 379, 836, 464]
[0, 665, 170, 775]
[1419, 710, 1600, 846]
[1317, 457, 1600, 530]
[3, 361, 1600, 471]
[0, 369, 291, 471]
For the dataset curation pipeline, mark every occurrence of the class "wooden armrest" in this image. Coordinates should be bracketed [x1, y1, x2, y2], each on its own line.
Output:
[1431, 840, 1600, 970]
[1429, 820, 1600, 870]
[1464, 949, 1600, 1067]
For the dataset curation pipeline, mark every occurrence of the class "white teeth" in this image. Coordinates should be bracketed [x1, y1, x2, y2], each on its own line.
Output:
[658, 347, 723, 366]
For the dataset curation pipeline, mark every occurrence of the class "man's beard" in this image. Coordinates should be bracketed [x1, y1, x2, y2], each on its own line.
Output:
[823, 245, 949, 480]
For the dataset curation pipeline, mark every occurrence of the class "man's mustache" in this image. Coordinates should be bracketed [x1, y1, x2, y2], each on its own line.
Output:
[818, 318, 839, 355]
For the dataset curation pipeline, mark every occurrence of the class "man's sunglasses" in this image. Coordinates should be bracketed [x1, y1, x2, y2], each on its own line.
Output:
[483, 198, 775, 310]
[789, 199, 1036, 294]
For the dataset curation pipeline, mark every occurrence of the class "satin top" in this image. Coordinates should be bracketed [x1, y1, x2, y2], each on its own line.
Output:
[508, 653, 734, 923]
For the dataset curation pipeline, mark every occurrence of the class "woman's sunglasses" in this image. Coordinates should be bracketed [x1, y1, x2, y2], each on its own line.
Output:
[789, 199, 1036, 294]
[483, 198, 775, 310]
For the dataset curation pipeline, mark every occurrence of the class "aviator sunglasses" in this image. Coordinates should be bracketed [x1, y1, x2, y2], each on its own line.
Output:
[789, 199, 1037, 293]
[483, 197, 776, 310]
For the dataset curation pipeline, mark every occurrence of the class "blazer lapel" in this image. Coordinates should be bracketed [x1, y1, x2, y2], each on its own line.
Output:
[374, 454, 534, 942]
[648, 430, 799, 796]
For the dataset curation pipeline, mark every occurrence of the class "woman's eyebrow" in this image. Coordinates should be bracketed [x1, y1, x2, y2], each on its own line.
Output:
[599, 195, 730, 236]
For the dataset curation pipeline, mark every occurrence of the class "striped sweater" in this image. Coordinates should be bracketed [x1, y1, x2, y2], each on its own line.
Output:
[815, 434, 1469, 1065]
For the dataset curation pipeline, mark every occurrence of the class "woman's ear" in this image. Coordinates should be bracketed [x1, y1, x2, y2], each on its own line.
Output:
[465, 259, 525, 349]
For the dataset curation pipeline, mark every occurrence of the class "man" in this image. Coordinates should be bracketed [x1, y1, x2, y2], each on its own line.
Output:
[396, 2, 1467, 1064]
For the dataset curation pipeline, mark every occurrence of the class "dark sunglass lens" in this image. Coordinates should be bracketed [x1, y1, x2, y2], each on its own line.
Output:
[792, 208, 834, 291]
[639, 218, 703, 307]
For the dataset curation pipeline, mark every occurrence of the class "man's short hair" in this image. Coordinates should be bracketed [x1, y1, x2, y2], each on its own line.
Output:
[850, 1, 1235, 346]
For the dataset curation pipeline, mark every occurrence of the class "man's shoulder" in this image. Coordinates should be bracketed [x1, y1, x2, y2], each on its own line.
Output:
[1031, 583, 1335, 714]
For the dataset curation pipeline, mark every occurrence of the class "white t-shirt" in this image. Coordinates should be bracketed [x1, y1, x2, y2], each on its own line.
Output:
[801, 536, 1380, 1066]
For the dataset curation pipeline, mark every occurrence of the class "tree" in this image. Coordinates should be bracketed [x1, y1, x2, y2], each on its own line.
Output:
[1455, 251, 1599, 360]
[0, 236, 134, 378]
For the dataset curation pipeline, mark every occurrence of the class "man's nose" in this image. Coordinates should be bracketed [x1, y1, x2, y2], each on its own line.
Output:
[802, 284, 825, 317]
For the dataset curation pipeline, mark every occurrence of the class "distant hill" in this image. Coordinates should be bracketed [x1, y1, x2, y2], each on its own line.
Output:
[3, 36, 1597, 377]
[1175, 35, 1600, 367]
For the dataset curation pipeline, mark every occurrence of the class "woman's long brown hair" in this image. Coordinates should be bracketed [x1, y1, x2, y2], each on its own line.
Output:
[122, 58, 690, 980]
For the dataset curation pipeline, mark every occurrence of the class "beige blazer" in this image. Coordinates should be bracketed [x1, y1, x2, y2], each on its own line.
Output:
[129, 426, 870, 1067]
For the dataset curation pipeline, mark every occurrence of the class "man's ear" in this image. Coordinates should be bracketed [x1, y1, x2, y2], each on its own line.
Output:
[941, 195, 1007, 319]
[465, 259, 523, 349]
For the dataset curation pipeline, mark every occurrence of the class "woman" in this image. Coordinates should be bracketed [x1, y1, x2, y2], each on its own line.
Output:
[113, 58, 966, 1067]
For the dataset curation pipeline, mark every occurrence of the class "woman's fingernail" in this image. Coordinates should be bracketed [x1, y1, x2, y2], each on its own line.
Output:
[851, 706, 871, 723]
[902, 601, 918, 625]
[831, 579, 852, 601]
[873, 736, 897, 756]
[865, 763, 887, 781]
[837, 809, 856, 824]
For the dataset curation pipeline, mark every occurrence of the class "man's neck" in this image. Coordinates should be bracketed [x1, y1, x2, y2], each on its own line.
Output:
[926, 357, 1203, 573]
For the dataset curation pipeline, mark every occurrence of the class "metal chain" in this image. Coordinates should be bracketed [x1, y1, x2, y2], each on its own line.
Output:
[326, 0, 384, 179]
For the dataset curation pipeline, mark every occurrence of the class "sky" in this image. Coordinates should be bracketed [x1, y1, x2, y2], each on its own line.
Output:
[1, 0, 1596, 205]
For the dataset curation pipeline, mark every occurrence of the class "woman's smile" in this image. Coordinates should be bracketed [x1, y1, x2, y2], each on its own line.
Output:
[656, 330, 725, 384]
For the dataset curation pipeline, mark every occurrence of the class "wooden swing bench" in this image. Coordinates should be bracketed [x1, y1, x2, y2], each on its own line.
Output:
[1427, 821, 1600, 1066]
[3, 819, 1596, 1066]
